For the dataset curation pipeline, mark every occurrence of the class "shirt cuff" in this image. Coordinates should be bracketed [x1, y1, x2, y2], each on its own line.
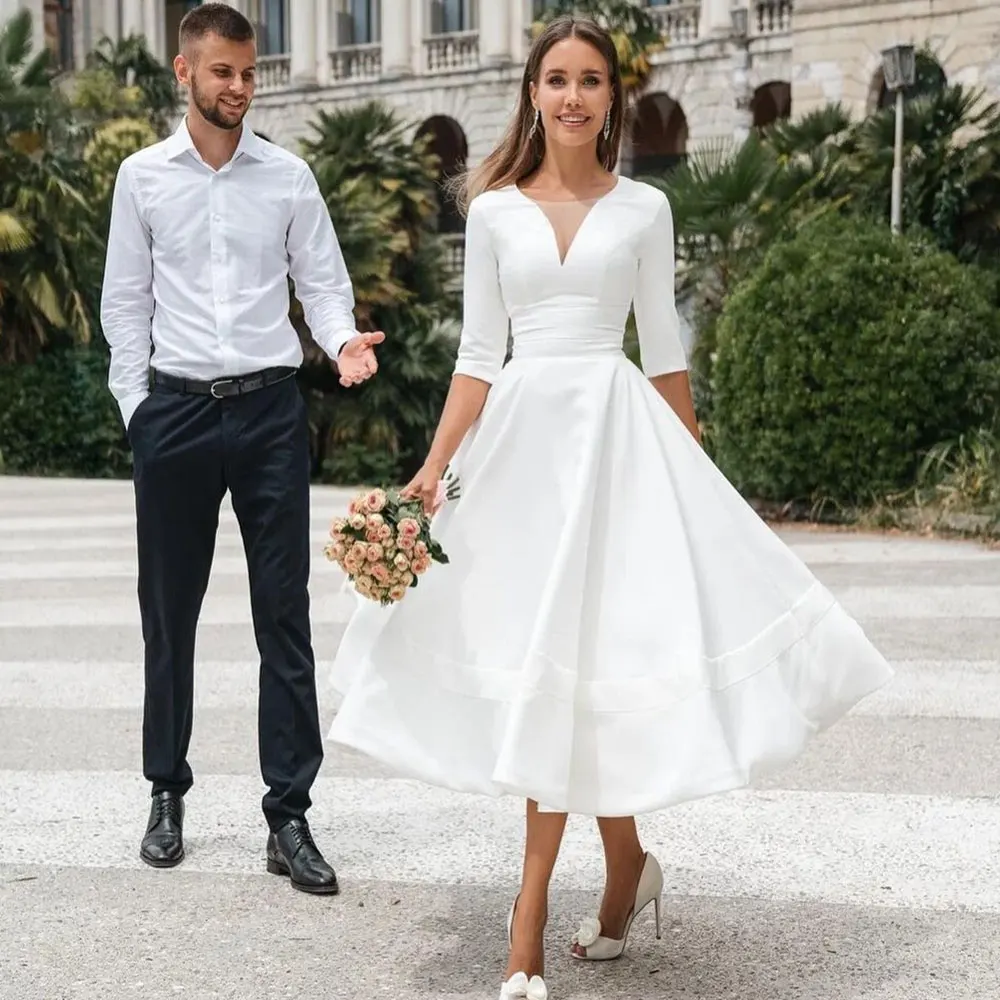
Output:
[325, 329, 356, 360]
[118, 390, 149, 430]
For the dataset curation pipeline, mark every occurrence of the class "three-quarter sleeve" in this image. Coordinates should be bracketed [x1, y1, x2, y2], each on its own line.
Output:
[633, 193, 687, 377]
[453, 196, 509, 384]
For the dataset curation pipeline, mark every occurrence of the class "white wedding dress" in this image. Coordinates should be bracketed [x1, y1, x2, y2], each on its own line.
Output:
[327, 176, 893, 817]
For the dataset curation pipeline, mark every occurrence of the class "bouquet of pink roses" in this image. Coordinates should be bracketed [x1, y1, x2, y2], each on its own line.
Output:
[323, 474, 459, 606]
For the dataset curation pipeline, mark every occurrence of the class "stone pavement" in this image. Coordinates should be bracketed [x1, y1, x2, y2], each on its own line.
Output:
[1, 475, 999, 1000]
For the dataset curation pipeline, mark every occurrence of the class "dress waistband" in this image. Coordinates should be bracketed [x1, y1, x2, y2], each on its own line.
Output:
[510, 337, 624, 361]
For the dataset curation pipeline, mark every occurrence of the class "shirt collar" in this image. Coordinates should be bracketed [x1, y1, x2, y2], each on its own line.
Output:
[165, 116, 267, 164]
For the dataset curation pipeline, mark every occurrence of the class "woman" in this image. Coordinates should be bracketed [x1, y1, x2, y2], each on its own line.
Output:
[329, 15, 893, 999]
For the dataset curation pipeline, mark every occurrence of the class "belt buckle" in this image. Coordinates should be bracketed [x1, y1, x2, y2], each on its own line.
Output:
[210, 378, 235, 398]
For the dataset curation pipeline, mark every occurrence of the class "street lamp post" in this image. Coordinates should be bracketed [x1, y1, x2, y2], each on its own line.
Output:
[881, 43, 916, 235]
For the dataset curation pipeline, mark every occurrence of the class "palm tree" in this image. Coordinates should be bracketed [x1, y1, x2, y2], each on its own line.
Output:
[0, 9, 99, 364]
[295, 102, 461, 483]
[87, 33, 178, 136]
[848, 82, 1000, 263]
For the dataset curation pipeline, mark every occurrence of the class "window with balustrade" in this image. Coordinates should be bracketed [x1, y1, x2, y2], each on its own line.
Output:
[247, 0, 288, 55]
[337, 0, 381, 45]
[43, 0, 74, 72]
[429, 0, 477, 36]
[332, 0, 382, 81]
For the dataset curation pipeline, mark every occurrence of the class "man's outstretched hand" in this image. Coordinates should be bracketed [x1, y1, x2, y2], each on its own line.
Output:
[338, 331, 385, 387]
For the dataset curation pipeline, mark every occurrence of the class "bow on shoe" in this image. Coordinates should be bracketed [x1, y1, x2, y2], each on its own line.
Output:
[500, 970, 548, 1000]
[572, 917, 603, 948]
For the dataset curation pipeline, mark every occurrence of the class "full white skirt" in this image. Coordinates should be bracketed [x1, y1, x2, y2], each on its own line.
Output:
[327, 352, 894, 816]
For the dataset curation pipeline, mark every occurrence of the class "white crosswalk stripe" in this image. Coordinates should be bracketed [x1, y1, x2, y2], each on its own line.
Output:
[2, 476, 998, 999]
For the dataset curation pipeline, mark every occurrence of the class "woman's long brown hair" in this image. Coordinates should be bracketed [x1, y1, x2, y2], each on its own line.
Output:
[447, 15, 625, 216]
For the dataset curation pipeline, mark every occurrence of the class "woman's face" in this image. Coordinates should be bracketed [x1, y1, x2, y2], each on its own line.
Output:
[529, 36, 612, 151]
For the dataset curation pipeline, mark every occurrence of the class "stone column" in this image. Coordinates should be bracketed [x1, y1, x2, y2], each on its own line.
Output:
[143, 0, 165, 61]
[700, 0, 735, 37]
[121, 0, 144, 38]
[381, 0, 412, 77]
[480, 0, 511, 65]
[98, 0, 121, 42]
[290, 0, 317, 86]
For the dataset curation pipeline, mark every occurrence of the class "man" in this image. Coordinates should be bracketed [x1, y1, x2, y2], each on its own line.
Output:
[100, 3, 381, 895]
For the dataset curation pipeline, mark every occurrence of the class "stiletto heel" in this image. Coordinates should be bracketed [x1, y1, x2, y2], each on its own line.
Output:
[570, 851, 664, 961]
[501, 895, 548, 999]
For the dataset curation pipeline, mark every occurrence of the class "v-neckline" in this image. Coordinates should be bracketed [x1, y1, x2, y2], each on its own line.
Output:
[514, 178, 621, 268]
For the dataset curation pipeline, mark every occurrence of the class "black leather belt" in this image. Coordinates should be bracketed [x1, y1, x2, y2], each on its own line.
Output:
[152, 366, 297, 398]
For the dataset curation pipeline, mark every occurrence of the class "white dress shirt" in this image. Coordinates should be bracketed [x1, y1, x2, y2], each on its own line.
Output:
[100, 119, 358, 428]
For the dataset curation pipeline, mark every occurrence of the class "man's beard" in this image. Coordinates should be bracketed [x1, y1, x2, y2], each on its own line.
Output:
[191, 78, 248, 131]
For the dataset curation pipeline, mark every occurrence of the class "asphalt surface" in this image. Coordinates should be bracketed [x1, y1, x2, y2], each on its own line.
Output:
[2, 476, 999, 1000]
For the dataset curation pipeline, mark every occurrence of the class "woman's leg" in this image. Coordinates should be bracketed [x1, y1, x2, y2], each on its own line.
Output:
[570, 816, 647, 956]
[505, 799, 568, 981]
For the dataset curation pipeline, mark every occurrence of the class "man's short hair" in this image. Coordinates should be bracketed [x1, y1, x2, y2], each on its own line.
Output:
[179, 3, 255, 52]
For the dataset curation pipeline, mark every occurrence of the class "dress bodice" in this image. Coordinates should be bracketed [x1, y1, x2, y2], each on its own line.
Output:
[452, 175, 687, 383]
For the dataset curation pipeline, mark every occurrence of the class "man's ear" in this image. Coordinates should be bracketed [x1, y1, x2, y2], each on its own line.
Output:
[173, 52, 190, 85]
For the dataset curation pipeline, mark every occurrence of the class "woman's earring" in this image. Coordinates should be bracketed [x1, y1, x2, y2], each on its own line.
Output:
[528, 107, 540, 139]
[603, 107, 612, 141]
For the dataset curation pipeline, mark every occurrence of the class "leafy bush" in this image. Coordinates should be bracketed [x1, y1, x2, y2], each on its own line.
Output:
[0, 346, 131, 477]
[296, 101, 460, 484]
[305, 313, 459, 485]
[712, 214, 1000, 506]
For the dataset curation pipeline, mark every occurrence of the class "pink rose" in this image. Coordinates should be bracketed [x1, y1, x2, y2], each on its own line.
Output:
[366, 513, 384, 528]
[366, 543, 384, 563]
[412, 556, 431, 576]
[398, 535, 415, 552]
[393, 552, 410, 571]
[372, 563, 390, 584]
[330, 517, 347, 535]
[378, 523, 393, 541]
[349, 513, 366, 530]
[388, 583, 408, 602]
[350, 541, 367, 562]
[397, 518, 420, 539]
[364, 489, 387, 513]
[414, 541, 428, 558]
[401, 570, 414, 587]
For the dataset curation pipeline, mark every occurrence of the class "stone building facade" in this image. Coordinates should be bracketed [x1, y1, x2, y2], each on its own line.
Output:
[2, 0, 997, 244]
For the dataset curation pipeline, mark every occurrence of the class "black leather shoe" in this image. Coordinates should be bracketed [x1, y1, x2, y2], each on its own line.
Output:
[140, 791, 185, 868]
[266, 818, 339, 895]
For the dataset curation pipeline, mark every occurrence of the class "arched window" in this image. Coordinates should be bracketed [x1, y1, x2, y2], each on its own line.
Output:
[631, 92, 688, 178]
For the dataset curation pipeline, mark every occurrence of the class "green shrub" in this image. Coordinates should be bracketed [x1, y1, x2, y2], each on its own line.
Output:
[0, 346, 131, 478]
[712, 214, 1000, 506]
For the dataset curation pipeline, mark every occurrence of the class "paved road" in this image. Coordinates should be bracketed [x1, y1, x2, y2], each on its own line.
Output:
[1, 476, 999, 1000]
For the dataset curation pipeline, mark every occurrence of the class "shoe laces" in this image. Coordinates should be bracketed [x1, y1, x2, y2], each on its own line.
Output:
[287, 822, 316, 852]
[154, 795, 181, 824]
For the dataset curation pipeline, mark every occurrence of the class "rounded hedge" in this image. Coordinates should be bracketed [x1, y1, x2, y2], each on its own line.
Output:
[711, 214, 1000, 507]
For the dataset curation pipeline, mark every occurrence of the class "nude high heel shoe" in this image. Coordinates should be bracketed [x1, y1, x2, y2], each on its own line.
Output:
[500, 896, 549, 999]
[570, 852, 664, 961]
